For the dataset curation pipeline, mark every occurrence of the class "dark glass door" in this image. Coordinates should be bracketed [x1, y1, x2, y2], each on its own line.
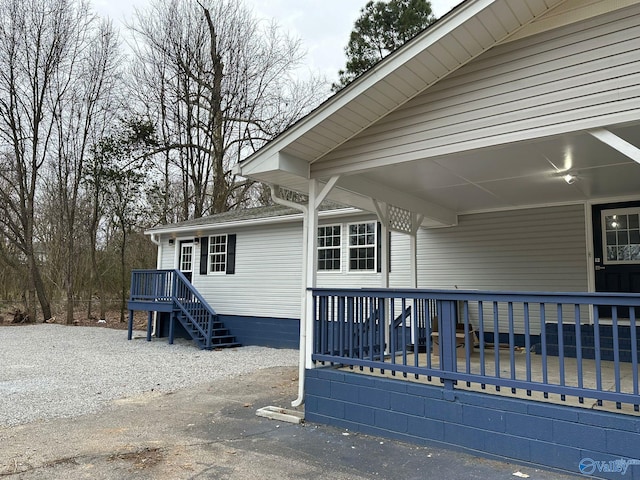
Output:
[592, 202, 640, 318]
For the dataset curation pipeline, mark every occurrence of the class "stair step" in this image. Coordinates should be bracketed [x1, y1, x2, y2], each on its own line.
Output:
[204, 342, 241, 350]
[172, 288, 241, 350]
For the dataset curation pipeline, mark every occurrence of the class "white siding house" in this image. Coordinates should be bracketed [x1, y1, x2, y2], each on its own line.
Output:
[132, 0, 640, 474]
[145, 207, 399, 346]
[229, 0, 640, 474]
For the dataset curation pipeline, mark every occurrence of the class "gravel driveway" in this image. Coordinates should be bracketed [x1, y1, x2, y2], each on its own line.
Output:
[0, 324, 298, 427]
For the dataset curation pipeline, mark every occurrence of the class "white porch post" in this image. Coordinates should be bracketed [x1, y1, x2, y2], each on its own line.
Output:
[410, 214, 423, 345]
[305, 179, 319, 370]
[381, 221, 390, 289]
[410, 234, 418, 289]
[374, 201, 391, 351]
[410, 213, 424, 289]
[373, 200, 390, 288]
[303, 176, 340, 370]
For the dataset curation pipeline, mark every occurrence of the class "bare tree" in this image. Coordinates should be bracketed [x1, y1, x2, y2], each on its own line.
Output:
[0, 0, 123, 323]
[51, 20, 122, 324]
[128, 0, 326, 222]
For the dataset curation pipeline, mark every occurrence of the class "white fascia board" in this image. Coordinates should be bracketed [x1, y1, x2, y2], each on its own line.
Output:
[236, 0, 502, 178]
[238, 151, 309, 179]
[144, 208, 364, 238]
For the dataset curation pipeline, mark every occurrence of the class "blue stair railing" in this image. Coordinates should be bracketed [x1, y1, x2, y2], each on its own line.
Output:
[171, 270, 240, 350]
[129, 269, 239, 350]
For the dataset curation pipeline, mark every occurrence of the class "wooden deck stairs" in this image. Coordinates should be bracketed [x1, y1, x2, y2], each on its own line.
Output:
[128, 269, 240, 350]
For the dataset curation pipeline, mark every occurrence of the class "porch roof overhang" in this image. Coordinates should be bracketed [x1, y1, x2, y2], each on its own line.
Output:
[236, 0, 640, 227]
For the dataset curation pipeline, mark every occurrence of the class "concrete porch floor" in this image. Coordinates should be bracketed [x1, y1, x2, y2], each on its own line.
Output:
[337, 349, 640, 417]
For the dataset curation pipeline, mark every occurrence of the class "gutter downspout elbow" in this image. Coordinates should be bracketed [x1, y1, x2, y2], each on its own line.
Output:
[149, 233, 161, 246]
[270, 185, 308, 408]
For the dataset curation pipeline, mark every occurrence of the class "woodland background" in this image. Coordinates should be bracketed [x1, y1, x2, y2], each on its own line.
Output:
[0, 0, 328, 324]
[0, 0, 437, 325]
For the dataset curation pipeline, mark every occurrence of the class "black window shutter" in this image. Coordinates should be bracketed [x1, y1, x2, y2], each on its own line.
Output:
[377, 222, 382, 273]
[226, 234, 236, 274]
[388, 231, 392, 273]
[376, 223, 392, 273]
[199, 237, 209, 275]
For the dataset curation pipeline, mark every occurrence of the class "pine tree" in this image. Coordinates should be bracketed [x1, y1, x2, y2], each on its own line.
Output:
[333, 0, 436, 91]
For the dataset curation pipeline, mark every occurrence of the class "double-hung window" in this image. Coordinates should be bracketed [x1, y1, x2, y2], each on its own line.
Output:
[318, 225, 341, 271]
[198, 234, 236, 275]
[209, 234, 228, 273]
[348, 222, 376, 271]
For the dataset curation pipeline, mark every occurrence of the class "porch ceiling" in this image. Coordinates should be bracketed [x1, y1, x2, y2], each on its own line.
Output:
[335, 122, 640, 216]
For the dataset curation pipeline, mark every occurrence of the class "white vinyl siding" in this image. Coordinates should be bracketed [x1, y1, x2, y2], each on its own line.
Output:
[416, 205, 588, 333]
[316, 7, 640, 172]
[160, 238, 176, 269]
[154, 205, 588, 328]
[191, 223, 303, 319]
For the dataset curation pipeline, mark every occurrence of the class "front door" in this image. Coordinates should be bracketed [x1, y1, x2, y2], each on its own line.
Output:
[592, 202, 640, 318]
[179, 240, 194, 282]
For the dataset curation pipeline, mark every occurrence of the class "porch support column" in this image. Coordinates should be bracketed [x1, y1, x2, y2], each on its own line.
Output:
[409, 214, 424, 345]
[373, 201, 391, 353]
[410, 214, 424, 289]
[305, 176, 340, 371]
[146, 311, 153, 341]
[127, 310, 134, 340]
[373, 200, 390, 289]
[305, 180, 320, 370]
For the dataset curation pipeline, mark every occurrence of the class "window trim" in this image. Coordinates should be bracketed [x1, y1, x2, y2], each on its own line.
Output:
[601, 207, 640, 265]
[208, 234, 228, 274]
[347, 221, 377, 272]
[179, 241, 194, 273]
[317, 224, 342, 272]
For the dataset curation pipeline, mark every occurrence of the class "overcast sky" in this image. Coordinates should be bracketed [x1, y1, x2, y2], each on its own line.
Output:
[94, 0, 462, 82]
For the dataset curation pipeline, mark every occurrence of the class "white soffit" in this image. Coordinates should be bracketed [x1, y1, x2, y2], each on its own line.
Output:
[507, 0, 640, 42]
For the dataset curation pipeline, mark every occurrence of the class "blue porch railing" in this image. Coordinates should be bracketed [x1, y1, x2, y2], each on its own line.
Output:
[311, 288, 640, 413]
[128, 269, 239, 350]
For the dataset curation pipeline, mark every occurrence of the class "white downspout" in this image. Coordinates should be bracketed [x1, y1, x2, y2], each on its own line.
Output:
[270, 185, 308, 408]
[149, 233, 162, 337]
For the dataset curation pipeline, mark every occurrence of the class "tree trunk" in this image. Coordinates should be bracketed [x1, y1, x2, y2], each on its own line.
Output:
[65, 234, 75, 324]
[28, 254, 52, 322]
[119, 231, 127, 323]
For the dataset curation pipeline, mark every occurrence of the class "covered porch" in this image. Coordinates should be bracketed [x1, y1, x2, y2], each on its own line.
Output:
[311, 287, 640, 415]
[235, 0, 640, 474]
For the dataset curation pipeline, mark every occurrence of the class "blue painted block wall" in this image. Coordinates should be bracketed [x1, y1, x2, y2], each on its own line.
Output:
[157, 313, 299, 349]
[305, 368, 640, 478]
[220, 315, 299, 349]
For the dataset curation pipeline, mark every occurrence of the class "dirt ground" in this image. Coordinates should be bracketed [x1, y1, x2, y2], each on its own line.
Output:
[0, 307, 148, 331]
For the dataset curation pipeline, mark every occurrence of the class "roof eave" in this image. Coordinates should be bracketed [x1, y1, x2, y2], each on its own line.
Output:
[144, 207, 365, 237]
[235, 0, 507, 178]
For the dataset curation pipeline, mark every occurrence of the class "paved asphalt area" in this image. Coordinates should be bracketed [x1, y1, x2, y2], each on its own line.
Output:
[0, 365, 583, 479]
